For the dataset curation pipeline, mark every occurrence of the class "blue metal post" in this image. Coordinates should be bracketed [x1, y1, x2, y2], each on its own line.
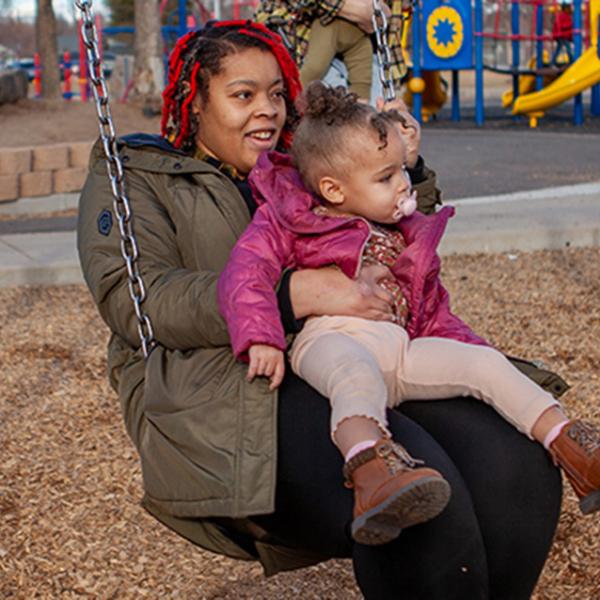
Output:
[573, 0, 583, 124]
[413, 0, 423, 123]
[178, 0, 188, 38]
[535, 2, 544, 91]
[475, 0, 484, 125]
[451, 70, 461, 121]
[511, 1, 520, 104]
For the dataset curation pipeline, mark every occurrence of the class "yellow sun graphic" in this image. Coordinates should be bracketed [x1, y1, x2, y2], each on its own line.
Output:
[426, 6, 464, 59]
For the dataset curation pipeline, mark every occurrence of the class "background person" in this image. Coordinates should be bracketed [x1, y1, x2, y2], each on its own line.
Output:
[254, 0, 407, 99]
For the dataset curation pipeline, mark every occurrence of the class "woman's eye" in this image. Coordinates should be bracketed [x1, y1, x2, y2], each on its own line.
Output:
[234, 90, 252, 100]
[273, 89, 286, 99]
[379, 174, 392, 183]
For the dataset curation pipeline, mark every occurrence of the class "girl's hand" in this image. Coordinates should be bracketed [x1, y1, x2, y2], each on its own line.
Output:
[247, 344, 285, 390]
[290, 264, 395, 322]
[376, 97, 421, 169]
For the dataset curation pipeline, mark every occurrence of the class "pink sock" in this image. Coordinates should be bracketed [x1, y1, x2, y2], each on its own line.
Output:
[345, 440, 378, 462]
[543, 420, 570, 450]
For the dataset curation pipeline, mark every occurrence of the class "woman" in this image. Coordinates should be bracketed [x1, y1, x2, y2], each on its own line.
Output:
[78, 21, 563, 599]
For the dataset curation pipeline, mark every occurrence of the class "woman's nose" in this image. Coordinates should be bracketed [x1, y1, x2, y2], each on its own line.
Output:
[255, 94, 279, 118]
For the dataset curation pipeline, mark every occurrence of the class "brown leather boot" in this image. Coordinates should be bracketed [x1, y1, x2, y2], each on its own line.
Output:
[549, 420, 600, 515]
[343, 439, 451, 545]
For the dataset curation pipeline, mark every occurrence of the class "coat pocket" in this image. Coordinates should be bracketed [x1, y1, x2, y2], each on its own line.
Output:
[138, 345, 240, 514]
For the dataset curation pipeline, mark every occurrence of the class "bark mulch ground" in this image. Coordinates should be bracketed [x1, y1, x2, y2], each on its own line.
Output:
[1, 247, 599, 598]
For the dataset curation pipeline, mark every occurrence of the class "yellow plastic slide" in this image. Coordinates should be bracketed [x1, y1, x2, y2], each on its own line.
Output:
[512, 47, 600, 114]
[502, 53, 556, 108]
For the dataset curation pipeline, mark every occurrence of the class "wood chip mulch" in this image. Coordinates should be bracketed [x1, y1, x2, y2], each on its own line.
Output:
[1, 247, 599, 599]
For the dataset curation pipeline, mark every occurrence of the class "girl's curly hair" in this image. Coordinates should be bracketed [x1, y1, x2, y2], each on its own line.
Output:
[292, 82, 407, 192]
[161, 20, 302, 153]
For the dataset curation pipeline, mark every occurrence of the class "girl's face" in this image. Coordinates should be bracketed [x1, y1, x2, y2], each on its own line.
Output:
[321, 127, 415, 224]
[193, 47, 287, 175]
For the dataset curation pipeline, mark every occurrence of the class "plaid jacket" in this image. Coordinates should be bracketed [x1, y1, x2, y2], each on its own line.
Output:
[254, 0, 408, 87]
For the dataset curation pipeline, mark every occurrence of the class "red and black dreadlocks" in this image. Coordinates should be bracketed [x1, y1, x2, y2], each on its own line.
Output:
[161, 20, 302, 153]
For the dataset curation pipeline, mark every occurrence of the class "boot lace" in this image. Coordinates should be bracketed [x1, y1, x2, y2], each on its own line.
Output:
[377, 441, 425, 472]
[343, 440, 426, 488]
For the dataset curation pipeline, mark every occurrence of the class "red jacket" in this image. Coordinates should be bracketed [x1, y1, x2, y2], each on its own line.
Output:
[218, 151, 487, 359]
[553, 10, 573, 40]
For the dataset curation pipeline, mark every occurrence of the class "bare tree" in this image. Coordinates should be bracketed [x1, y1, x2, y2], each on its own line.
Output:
[35, 0, 61, 100]
[131, 0, 164, 110]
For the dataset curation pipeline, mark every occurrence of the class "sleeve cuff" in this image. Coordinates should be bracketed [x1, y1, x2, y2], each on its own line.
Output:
[406, 155, 426, 184]
[277, 269, 306, 334]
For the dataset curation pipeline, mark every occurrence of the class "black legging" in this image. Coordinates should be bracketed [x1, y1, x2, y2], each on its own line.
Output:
[253, 372, 562, 600]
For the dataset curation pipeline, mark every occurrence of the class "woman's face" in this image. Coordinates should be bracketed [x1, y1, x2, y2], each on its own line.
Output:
[193, 47, 287, 175]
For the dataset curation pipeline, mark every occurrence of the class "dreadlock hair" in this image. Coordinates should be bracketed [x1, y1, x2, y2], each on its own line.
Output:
[161, 20, 302, 153]
[291, 82, 408, 194]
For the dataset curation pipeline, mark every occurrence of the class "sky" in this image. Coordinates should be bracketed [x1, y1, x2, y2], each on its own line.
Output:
[6, 0, 108, 22]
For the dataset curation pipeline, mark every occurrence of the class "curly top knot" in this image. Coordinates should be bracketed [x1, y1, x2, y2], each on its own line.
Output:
[299, 82, 362, 126]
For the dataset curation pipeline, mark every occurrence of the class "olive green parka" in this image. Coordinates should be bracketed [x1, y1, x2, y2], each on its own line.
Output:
[78, 135, 567, 575]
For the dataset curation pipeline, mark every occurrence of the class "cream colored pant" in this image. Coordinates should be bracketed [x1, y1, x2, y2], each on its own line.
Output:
[289, 316, 559, 440]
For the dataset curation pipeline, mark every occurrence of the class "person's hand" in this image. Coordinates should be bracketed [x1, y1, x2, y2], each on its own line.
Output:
[376, 97, 421, 169]
[290, 264, 395, 322]
[337, 0, 391, 34]
[247, 344, 285, 390]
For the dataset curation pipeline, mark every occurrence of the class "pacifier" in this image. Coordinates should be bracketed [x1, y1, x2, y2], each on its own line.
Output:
[392, 190, 417, 221]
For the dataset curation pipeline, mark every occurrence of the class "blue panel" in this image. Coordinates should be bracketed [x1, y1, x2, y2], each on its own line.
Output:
[422, 0, 474, 70]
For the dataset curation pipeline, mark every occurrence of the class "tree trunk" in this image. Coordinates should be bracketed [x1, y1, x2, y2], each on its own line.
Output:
[131, 0, 164, 111]
[36, 0, 61, 100]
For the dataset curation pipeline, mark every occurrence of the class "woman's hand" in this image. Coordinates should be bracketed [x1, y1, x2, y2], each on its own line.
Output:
[248, 344, 285, 390]
[290, 264, 396, 322]
[376, 97, 421, 169]
[337, 0, 391, 34]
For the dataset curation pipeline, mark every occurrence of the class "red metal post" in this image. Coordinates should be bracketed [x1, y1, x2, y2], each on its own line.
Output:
[33, 53, 42, 98]
[78, 19, 88, 102]
[63, 51, 72, 100]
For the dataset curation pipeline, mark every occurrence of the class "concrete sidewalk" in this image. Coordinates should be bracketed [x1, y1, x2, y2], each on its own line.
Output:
[0, 182, 599, 288]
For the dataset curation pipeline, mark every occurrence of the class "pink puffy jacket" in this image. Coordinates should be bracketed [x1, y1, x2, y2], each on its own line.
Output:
[218, 152, 487, 360]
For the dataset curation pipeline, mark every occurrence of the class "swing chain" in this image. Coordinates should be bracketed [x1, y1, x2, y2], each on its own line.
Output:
[371, 0, 397, 102]
[75, 0, 156, 359]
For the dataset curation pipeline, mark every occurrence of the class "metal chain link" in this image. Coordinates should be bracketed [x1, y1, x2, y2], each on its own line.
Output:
[75, 0, 156, 358]
[371, 0, 413, 103]
[371, 0, 396, 102]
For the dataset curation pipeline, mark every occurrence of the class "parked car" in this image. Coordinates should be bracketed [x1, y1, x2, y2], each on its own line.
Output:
[61, 51, 115, 79]
[6, 57, 35, 82]
[6, 52, 115, 82]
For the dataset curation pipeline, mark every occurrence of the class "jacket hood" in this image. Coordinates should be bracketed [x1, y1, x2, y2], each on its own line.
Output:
[90, 133, 226, 177]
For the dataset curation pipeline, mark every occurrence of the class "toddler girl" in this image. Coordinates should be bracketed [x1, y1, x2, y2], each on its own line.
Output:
[218, 82, 600, 545]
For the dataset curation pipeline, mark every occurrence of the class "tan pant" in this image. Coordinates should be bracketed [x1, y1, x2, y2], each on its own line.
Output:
[301, 19, 373, 99]
[289, 316, 559, 440]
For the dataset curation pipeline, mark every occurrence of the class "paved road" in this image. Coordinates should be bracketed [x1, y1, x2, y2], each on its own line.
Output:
[421, 129, 600, 200]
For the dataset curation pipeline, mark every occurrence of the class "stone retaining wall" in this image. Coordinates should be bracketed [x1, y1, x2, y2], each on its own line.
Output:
[0, 141, 93, 202]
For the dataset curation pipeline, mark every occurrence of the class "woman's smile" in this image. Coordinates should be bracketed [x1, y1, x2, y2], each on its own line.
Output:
[245, 127, 278, 149]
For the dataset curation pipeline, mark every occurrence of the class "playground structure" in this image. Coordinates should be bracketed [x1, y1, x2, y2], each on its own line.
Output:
[29, 0, 600, 128]
[511, 0, 600, 123]
[406, 0, 600, 125]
